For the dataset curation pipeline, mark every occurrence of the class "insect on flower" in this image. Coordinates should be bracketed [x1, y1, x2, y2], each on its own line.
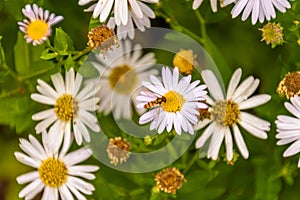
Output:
[144, 96, 167, 109]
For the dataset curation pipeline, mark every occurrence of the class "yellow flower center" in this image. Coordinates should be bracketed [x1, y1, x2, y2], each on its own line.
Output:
[87, 25, 119, 54]
[38, 157, 68, 188]
[161, 91, 185, 112]
[106, 137, 130, 166]
[54, 94, 77, 122]
[26, 20, 49, 40]
[173, 49, 196, 74]
[277, 71, 300, 99]
[154, 167, 186, 194]
[211, 100, 240, 126]
[259, 22, 284, 46]
[109, 65, 138, 94]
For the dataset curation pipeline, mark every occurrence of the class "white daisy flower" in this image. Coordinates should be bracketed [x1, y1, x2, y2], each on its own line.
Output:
[18, 4, 63, 45]
[275, 95, 300, 168]
[223, 0, 291, 24]
[15, 132, 99, 200]
[78, 0, 158, 39]
[192, 0, 220, 12]
[107, 4, 155, 40]
[195, 68, 271, 161]
[31, 68, 100, 146]
[136, 67, 208, 135]
[93, 39, 157, 120]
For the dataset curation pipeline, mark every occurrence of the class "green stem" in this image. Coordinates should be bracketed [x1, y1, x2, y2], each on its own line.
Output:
[156, 9, 205, 45]
[72, 48, 91, 61]
[183, 152, 199, 174]
[18, 64, 55, 81]
[1, 63, 18, 80]
[195, 10, 207, 44]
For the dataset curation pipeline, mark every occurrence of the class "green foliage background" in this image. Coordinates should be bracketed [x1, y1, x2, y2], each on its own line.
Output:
[1, 0, 300, 199]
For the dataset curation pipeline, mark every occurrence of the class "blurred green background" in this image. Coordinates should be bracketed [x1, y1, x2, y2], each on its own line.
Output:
[1, 0, 300, 199]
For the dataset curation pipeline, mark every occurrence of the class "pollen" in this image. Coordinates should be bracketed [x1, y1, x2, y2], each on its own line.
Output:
[277, 71, 300, 99]
[106, 137, 130, 166]
[173, 49, 196, 74]
[87, 24, 119, 54]
[211, 100, 240, 126]
[154, 167, 186, 194]
[38, 157, 68, 188]
[259, 22, 284, 48]
[26, 20, 49, 40]
[54, 94, 77, 122]
[198, 107, 212, 121]
[108, 65, 138, 94]
[161, 91, 185, 112]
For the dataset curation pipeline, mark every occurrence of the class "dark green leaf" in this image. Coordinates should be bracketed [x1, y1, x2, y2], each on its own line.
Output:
[54, 28, 75, 52]
[78, 61, 99, 78]
[40, 52, 58, 60]
[13, 31, 45, 75]
[64, 55, 75, 71]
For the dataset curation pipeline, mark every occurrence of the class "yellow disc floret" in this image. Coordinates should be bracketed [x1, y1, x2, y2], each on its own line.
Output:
[26, 20, 49, 40]
[109, 65, 138, 94]
[154, 167, 186, 194]
[161, 91, 185, 112]
[173, 49, 196, 74]
[54, 94, 77, 122]
[39, 157, 68, 188]
[211, 100, 240, 126]
[277, 71, 300, 99]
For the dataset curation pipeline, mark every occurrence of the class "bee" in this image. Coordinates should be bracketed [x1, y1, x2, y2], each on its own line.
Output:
[144, 96, 166, 109]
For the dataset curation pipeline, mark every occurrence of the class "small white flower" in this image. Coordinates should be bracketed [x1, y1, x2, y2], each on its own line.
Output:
[107, 4, 155, 40]
[192, 0, 219, 12]
[78, 0, 158, 39]
[15, 132, 99, 200]
[31, 68, 100, 146]
[93, 40, 157, 120]
[136, 67, 207, 135]
[18, 4, 63, 45]
[223, 0, 291, 24]
[275, 95, 300, 168]
[195, 68, 271, 161]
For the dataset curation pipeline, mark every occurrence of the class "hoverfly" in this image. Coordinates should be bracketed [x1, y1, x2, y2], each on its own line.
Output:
[144, 96, 166, 109]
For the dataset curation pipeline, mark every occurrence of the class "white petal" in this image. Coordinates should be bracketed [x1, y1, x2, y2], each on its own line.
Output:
[239, 94, 271, 110]
[16, 171, 39, 184]
[201, 70, 225, 101]
[227, 68, 242, 99]
[238, 120, 268, 139]
[14, 152, 39, 168]
[19, 179, 43, 198]
[59, 184, 74, 200]
[233, 124, 249, 159]
[283, 140, 300, 157]
[64, 148, 92, 166]
[51, 72, 65, 96]
[224, 126, 233, 161]
[240, 112, 270, 131]
[195, 122, 215, 148]
[208, 128, 224, 160]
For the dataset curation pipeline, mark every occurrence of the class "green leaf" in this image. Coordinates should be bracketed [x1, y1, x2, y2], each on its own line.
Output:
[0, 94, 34, 133]
[40, 51, 58, 60]
[89, 17, 102, 30]
[78, 61, 99, 78]
[13, 31, 45, 75]
[54, 28, 75, 52]
[64, 55, 75, 71]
